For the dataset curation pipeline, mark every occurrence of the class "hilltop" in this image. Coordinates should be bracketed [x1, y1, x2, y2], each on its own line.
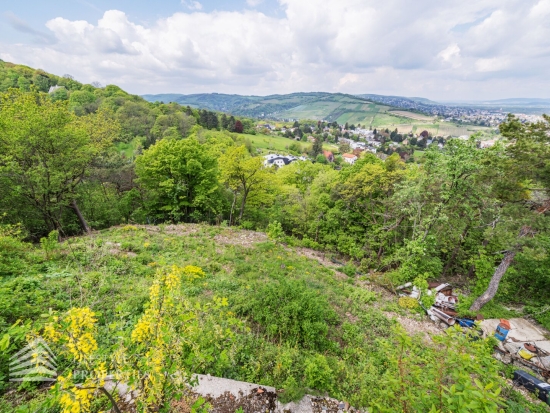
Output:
[1, 224, 547, 412]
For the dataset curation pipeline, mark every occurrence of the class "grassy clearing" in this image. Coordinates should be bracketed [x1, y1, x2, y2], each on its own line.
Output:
[242, 133, 296, 152]
[115, 137, 143, 159]
[0, 224, 547, 412]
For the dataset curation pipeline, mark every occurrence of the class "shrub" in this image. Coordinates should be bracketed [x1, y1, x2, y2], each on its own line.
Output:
[339, 263, 356, 277]
[266, 220, 284, 242]
[398, 296, 420, 310]
[40, 230, 59, 259]
[304, 354, 333, 392]
[0, 223, 30, 277]
[236, 278, 337, 350]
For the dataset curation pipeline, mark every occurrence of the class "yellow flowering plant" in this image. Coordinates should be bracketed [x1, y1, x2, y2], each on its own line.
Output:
[41, 263, 236, 413]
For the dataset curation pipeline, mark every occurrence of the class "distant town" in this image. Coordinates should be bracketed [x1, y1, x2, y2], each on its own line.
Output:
[361, 94, 544, 127]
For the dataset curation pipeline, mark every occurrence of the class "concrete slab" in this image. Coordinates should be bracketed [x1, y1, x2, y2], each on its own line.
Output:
[508, 318, 547, 342]
[535, 341, 550, 353]
[480, 318, 547, 342]
[190, 374, 361, 412]
[192, 374, 276, 399]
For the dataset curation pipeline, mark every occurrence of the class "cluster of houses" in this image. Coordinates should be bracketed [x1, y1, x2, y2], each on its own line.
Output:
[263, 154, 307, 167]
[338, 137, 379, 153]
[263, 151, 360, 167]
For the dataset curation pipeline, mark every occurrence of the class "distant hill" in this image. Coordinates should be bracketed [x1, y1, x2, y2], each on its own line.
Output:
[142, 92, 349, 119]
[142, 92, 404, 124]
[358, 94, 440, 106]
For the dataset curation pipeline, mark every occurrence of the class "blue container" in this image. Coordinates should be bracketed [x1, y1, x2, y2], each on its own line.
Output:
[494, 324, 509, 341]
[457, 319, 475, 328]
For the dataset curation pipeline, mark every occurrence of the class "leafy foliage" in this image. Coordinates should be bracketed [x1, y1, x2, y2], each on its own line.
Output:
[236, 278, 337, 350]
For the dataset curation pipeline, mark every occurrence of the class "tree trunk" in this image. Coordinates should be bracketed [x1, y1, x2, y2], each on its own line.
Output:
[442, 225, 469, 277]
[469, 249, 517, 312]
[229, 191, 237, 226]
[71, 199, 91, 234]
[469, 226, 532, 312]
[238, 190, 248, 222]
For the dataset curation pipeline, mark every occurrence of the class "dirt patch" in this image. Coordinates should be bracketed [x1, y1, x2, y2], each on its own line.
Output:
[163, 224, 202, 236]
[385, 311, 442, 339]
[135, 224, 202, 236]
[200, 387, 277, 413]
[310, 396, 359, 413]
[356, 279, 395, 302]
[291, 247, 348, 279]
[105, 241, 122, 255]
[214, 229, 268, 248]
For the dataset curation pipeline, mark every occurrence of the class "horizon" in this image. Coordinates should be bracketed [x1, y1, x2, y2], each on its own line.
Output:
[1, 0, 550, 100]
[141, 91, 550, 103]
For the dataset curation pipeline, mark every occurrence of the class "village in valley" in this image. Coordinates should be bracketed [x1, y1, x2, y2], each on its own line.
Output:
[257, 117, 502, 168]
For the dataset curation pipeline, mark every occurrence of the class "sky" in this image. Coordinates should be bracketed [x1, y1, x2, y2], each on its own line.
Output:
[1, 0, 550, 100]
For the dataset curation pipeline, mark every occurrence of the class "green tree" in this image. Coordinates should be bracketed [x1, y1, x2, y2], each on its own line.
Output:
[135, 136, 220, 223]
[0, 89, 119, 235]
[68, 90, 96, 110]
[311, 137, 323, 158]
[315, 154, 327, 164]
[219, 146, 272, 224]
[470, 114, 550, 311]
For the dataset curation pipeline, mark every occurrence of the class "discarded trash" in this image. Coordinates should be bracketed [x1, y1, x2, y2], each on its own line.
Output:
[484, 319, 550, 381]
[457, 319, 475, 328]
[518, 348, 536, 360]
[429, 308, 456, 325]
[495, 319, 511, 341]
[396, 282, 467, 328]
[513, 370, 550, 405]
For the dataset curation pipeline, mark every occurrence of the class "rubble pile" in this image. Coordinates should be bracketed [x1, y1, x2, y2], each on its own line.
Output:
[396, 282, 471, 327]
[395, 282, 550, 385]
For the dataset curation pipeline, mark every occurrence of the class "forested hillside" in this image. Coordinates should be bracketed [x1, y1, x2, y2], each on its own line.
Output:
[142, 91, 494, 137]
[1, 61, 550, 412]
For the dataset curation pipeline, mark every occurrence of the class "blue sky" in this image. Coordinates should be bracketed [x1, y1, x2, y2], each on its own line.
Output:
[1, 0, 550, 99]
[1, 0, 283, 43]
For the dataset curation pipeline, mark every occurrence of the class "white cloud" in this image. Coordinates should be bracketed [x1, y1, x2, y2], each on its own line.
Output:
[339, 73, 359, 87]
[1, 1, 549, 99]
[475, 57, 510, 72]
[438, 44, 460, 62]
[181, 1, 202, 11]
[530, 0, 550, 17]
[246, 0, 264, 6]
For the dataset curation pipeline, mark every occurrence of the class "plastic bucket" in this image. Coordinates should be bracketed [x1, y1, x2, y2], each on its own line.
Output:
[494, 324, 509, 341]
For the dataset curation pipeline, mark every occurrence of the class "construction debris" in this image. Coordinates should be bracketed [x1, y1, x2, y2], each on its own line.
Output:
[513, 370, 550, 405]
[395, 283, 550, 382]
[480, 318, 550, 382]
[396, 282, 463, 327]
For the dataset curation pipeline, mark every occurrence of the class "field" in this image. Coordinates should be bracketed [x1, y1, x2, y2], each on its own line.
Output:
[243, 133, 295, 152]
[239, 133, 336, 154]
[395, 124, 414, 133]
[388, 110, 435, 121]
[412, 124, 439, 135]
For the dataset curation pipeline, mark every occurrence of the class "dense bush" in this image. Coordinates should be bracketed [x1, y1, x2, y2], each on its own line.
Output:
[236, 278, 338, 350]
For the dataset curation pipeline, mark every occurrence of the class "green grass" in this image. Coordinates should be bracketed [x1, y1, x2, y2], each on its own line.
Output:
[243, 133, 296, 152]
[0, 224, 546, 412]
[115, 137, 143, 159]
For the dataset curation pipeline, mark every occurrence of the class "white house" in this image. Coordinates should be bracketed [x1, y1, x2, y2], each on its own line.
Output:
[342, 153, 358, 165]
[263, 154, 297, 167]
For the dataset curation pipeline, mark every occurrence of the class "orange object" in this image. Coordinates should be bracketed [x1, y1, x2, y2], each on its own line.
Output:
[499, 319, 511, 330]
